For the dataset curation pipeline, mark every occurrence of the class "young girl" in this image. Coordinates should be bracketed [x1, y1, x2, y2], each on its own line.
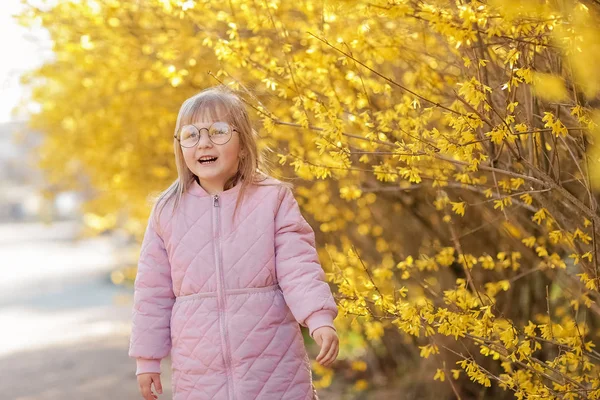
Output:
[128, 85, 339, 400]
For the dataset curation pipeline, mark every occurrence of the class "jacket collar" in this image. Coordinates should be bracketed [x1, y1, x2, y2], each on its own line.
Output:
[187, 176, 243, 198]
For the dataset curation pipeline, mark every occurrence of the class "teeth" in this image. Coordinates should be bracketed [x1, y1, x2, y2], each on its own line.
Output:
[198, 156, 217, 164]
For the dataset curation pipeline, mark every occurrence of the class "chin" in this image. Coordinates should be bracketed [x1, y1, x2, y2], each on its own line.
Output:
[195, 170, 224, 179]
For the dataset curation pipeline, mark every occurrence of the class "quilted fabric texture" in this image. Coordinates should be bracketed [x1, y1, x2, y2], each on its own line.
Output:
[128, 176, 338, 400]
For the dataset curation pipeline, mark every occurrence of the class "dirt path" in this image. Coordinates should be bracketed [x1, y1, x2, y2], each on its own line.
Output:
[1, 333, 154, 400]
[1, 330, 351, 400]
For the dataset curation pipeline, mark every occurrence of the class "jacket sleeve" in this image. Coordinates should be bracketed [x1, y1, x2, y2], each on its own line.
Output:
[128, 208, 176, 375]
[274, 186, 338, 339]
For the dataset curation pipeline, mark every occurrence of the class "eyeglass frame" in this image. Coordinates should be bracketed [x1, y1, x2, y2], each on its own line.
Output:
[173, 121, 239, 147]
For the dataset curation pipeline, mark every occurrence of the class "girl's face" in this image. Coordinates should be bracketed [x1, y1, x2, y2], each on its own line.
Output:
[180, 113, 242, 193]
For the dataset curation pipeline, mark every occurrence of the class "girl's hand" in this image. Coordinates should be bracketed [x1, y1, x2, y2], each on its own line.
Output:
[312, 326, 339, 367]
[137, 372, 163, 400]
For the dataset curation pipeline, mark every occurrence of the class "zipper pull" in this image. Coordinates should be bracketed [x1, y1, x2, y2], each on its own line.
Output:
[213, 194, 219, 207]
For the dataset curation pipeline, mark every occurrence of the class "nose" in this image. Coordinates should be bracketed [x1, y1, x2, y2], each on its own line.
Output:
[196, 130, 213, 148]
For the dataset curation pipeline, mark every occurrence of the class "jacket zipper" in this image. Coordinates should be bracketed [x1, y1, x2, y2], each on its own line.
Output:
[214, 194, 235, 400]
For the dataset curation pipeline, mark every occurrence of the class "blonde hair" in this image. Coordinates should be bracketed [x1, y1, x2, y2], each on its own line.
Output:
[151, 84, 293, 230]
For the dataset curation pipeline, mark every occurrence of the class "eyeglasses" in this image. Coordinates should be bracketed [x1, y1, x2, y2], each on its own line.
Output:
[173, 122, 238, 147]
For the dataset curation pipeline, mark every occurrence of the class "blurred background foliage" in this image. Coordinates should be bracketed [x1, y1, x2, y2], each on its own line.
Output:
[15, 0, 600, 398]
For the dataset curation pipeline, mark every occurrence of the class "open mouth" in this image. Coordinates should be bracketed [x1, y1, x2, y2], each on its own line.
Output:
[198, 156, 218, 165]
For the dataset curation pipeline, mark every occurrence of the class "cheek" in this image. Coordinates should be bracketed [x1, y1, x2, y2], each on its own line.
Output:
[183, 151, 196, 166]
[223, 142, 241, 162]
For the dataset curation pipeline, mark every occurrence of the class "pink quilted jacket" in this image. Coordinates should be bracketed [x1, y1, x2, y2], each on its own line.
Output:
[128, 176, 338, 399]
